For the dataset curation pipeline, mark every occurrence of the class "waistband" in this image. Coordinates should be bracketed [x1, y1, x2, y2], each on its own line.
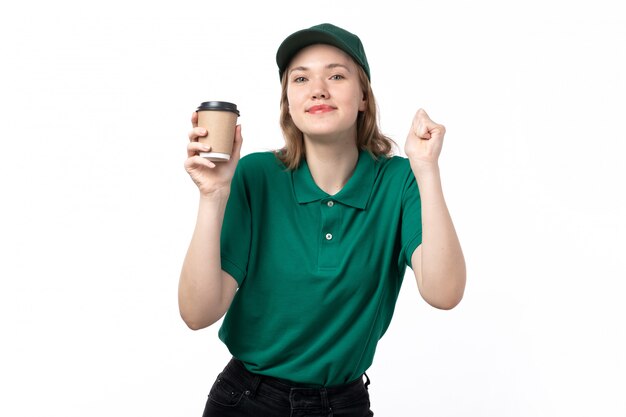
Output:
[221, 357, 370, 406]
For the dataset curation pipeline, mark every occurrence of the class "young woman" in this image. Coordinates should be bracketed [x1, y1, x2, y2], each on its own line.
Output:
[180, 23, 466, 417]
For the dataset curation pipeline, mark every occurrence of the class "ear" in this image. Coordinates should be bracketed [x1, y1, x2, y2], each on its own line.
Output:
[358, 93, 367, 112]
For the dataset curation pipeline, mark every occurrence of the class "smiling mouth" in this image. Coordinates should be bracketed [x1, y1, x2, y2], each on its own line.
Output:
[307, 105, 335, 114]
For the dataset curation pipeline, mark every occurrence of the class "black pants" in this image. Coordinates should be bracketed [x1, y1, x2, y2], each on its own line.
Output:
[202, 357, 374, 417]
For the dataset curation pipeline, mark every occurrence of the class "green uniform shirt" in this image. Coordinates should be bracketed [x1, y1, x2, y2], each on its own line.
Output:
[218, 149, 422, 386]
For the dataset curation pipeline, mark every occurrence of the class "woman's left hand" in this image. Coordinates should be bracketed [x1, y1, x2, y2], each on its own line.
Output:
[404, 108, 446, 169]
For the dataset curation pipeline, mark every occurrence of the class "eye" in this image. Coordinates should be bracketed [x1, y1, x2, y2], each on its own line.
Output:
[293, 76, 307, 83]
[330, 74, 345, 80]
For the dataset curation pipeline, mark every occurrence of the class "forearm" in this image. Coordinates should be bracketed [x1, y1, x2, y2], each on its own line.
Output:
[178, 190, 230, 328]
[411, 163, 466, 308]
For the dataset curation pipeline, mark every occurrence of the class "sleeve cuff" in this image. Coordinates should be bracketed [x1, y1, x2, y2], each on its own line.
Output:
[221, 256, 246, 287]
[403, 232, 422, 269]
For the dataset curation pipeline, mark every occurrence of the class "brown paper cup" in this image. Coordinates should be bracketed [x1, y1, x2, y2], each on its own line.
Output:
[196, 101, 240, 161]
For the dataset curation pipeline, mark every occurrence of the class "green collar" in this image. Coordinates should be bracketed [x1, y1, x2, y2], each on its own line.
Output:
[292, 149, 377, 209]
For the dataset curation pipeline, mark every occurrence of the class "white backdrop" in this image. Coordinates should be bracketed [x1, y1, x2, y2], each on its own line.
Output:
[1, 0, 625, 416]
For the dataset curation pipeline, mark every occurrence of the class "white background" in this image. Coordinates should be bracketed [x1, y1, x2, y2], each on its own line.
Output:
[1, 0, 625, 416]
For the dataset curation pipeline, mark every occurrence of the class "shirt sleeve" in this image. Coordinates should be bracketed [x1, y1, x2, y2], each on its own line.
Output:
[220, 159, 252, 286]
[400, 168, 422, 269]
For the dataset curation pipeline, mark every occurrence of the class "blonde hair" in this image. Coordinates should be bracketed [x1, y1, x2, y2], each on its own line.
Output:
[275, 64, 397, 170]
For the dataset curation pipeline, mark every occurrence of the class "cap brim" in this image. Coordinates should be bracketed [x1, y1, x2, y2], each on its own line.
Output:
[276, 29, 356, 79]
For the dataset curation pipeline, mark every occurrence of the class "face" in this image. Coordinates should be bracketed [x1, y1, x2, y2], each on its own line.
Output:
[286, 44, 367, 143]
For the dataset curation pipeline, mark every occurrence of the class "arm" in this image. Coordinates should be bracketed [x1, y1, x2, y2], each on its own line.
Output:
[405, 109, 466, 310]
[179, 192, 239, 330]
[178, 113, 243, 330]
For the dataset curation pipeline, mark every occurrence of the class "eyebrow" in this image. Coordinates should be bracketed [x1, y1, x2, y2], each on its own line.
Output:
[288, 63, 352, 75]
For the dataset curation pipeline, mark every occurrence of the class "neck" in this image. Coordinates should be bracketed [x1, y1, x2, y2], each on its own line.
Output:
[303, 137, 359, 196]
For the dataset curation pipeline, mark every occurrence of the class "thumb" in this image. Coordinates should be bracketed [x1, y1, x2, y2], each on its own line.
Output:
[412, 117, 431, 140]
[231, 124, 243, 161]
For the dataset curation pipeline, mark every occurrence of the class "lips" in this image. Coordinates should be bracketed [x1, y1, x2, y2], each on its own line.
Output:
[307, 105, 335, 114]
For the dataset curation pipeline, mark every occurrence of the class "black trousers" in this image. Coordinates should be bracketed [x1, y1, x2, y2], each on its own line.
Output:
[202, 357, 374, 417]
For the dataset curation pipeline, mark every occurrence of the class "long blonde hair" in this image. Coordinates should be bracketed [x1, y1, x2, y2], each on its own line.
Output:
[276, 64, 397, 170]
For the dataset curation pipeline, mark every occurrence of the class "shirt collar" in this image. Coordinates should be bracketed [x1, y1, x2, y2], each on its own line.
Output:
[292, 149, 377, 209]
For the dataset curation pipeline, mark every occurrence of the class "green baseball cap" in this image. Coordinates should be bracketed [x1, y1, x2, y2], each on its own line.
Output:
[276, 23, 371, 81]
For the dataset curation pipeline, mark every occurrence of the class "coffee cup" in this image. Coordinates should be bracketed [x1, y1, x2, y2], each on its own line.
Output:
[196, 101, 240, 161]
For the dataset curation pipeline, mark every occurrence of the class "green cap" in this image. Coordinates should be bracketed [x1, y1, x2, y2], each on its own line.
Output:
[276, 23, 371, 81]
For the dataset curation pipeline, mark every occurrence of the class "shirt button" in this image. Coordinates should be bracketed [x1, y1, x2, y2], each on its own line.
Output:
[327, 201, 334, 207]
[325, 233, 333, 240]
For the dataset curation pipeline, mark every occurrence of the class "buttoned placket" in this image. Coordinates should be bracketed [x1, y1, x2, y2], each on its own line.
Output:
[319, 198, 341, 269]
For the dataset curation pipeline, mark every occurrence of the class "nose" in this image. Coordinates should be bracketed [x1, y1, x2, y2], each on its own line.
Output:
[310, 78, 329, 100]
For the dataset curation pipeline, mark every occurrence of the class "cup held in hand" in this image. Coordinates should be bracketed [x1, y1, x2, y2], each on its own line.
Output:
[196, 101, 240, 161]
